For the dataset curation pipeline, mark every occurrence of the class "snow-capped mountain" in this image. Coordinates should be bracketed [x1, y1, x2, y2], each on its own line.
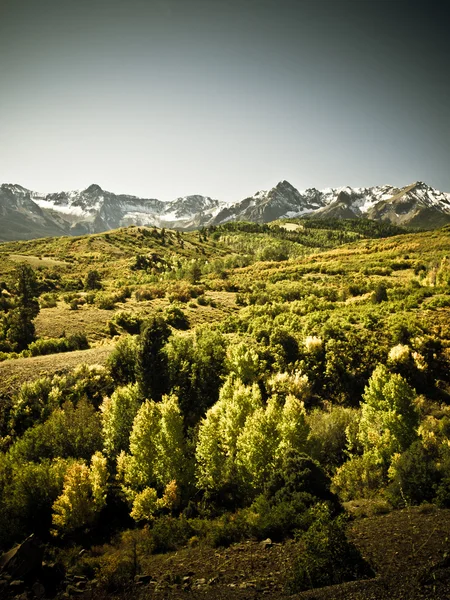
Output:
[0, 184, 226, 240]
[1, 180, 449, 241]
[211, 181, 325, 224]
[211, 181, 450, 229]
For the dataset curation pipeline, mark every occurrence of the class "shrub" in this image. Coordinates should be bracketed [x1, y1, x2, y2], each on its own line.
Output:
[85, 270, 102, 290]
[332, 452, 384, 501]
[387, 441, 439, 506]
[28, 334, 89, 357]
[287, 504, 373, 593]
[111, 311, 142, 335]
[306, 406, 358, 472]
[164, 305, 189, 330]
[371, 283, 388, 303]
[167, 283, 204, 303]
[148, 516, 194, 553]
[40, 293, 58, 308]
[96, 293, 117, 310]
[107, 336, 137, 386]
[135, 285, 166, 301]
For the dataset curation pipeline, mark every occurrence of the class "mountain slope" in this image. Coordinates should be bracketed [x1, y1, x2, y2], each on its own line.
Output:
[1, 180, 450, 241]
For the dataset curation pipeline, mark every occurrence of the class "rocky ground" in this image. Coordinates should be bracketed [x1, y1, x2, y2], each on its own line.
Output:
[2, 506, 450, 599]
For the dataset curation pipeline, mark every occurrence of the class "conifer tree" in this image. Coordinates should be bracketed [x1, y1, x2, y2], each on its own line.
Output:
[135, 317, 171, 400]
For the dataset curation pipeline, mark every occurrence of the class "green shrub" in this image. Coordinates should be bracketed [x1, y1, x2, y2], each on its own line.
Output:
[332, 452, 384, 501]
[306, 406, 358, 472]
[111, 311, 142, 335]
[28, 334, 89, 357]
[40, 293, 58, 308]
[149, 516, 194, 553]
[164, 305, 189, 330]
[107, 336, 137, 386]
[85, 270, 102, 290]
[286, 504, 373, 593]
[387, 441, 439, 506]
[96, 293, 117, 310]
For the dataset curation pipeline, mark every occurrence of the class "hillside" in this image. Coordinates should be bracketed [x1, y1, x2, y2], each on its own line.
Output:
[0, 222, 449, 599]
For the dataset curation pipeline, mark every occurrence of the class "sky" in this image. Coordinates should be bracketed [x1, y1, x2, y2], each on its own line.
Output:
[1, 0, 449, 202]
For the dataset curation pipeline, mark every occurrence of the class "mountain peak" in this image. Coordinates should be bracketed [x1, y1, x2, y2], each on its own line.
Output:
[274, 180, 297, 192]
[1, 183, 29, 193]
[84, 184, 103, 194]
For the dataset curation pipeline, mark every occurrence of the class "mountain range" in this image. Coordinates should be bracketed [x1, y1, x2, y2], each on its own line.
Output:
[1, 180, 450, 241]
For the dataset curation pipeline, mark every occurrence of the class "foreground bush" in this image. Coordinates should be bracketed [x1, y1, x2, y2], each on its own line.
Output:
[287, 504, 373, 593]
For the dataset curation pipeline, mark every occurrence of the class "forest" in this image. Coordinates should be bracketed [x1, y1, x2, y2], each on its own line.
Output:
[0, 219, 449, 598]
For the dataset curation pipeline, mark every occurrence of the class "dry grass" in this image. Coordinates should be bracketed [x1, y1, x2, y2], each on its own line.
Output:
[7, 254, 68, 267]
[0, 344, 114, 396]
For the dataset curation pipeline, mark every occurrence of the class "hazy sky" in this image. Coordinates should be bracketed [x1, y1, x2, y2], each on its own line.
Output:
[1, 0, 449, 202]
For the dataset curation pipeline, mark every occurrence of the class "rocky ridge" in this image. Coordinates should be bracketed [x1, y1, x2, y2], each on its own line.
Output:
[1, 179, 450, 241]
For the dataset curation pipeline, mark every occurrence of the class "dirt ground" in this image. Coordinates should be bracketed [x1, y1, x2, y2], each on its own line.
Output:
[70, 506, 450, 600]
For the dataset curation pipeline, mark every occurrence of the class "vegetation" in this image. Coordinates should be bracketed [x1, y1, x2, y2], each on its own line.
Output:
[0, 220, 449, 595]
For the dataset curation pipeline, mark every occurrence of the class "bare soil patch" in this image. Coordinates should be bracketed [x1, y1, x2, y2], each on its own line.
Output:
[74, 507, 450, 600]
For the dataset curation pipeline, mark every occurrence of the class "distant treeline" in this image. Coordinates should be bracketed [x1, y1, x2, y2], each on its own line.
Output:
[299, 217, 411, 238]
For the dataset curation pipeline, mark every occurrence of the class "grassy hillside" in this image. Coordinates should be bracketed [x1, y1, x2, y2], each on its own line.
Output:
[0, 221, 449, 598]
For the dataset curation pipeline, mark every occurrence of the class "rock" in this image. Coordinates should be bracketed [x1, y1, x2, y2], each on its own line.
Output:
[66, 584, 84, 595]
[0, 535, 43, 581]
[134, 574, 154, 584]
[31, 581, 46, 598]
[41, 561, 66, 596]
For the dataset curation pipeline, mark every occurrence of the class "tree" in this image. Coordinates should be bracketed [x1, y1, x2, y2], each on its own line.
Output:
[165, 327, 226, 427]
[107, 335, 138, 386]
[187, 260, 202, 284]
[226, 341, 262, 384]
[357, 364, 418, 463]
[101, 384, 141, 460]
[14, 263, 39, 314]
[195, 376, 262, 493]
[2, 264, 40, 351]
[52, 452, 108, 535]
[135, 317, 171, 401]
[85, 269, 102, 290]
[117, 394, 188, 499]
[236, 396, 282, 491]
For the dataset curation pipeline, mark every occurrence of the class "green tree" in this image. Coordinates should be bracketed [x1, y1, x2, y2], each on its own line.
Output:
[358, 364, 418, 463]
[226, 341, 262, 384]
[165, 326, 226, 427]
[236, 396, 282, 492]
[135, 317, 171, 401]
[2, 264, 40, 351]
[117, 394, 189, 503]
[107, 335, 137, 386]
[196, 376, 262, 493]
[85, 269, 102, 290]
[101, 384, 141, 460]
